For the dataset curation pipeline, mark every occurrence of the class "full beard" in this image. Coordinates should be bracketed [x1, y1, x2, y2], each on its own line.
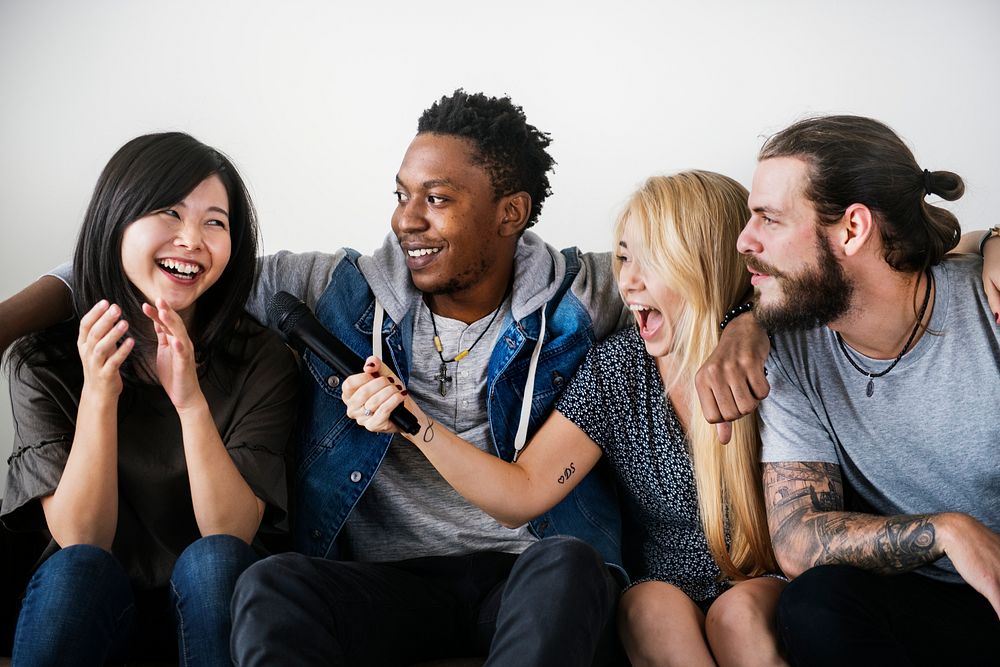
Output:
[751, 233, 854, 332]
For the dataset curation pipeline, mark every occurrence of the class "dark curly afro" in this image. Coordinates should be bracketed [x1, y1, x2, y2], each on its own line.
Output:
[417, 89, 555, 229]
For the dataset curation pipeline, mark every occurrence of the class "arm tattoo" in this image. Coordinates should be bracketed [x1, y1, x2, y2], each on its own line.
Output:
[763, 462, 942, 575]
[557, 462, 576, 484]
[812, 514, 937, 572]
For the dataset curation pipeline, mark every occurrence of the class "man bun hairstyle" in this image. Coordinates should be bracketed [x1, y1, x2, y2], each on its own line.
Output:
[417, 89, 555, 228]
[760, 115, 964, 272]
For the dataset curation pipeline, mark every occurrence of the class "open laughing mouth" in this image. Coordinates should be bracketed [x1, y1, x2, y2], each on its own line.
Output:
[629, 303, 663, 340]
[156, 258, 203, 283]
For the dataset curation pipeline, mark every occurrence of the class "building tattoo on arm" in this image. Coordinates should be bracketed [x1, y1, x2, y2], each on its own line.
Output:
[765, 462, 845, 561]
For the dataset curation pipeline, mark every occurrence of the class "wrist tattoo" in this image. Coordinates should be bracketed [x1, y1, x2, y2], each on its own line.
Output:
[422, 418, 436, 443]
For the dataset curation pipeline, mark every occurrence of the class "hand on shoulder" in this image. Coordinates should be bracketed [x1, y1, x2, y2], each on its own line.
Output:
[694, 311, 770, 444]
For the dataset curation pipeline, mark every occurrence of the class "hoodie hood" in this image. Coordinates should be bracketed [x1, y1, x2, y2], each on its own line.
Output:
[357, 230, 568, 325]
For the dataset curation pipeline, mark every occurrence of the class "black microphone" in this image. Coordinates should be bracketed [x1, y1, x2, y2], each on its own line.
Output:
[266, 291, 421, 436]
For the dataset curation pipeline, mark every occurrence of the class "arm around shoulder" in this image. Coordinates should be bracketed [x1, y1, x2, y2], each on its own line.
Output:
[248, 250, 347, 324]
[573, 249, 630, 339]
[695, 311, 771, 444]
[951, 229, 1000, 317]
[0, 274, 73, 356]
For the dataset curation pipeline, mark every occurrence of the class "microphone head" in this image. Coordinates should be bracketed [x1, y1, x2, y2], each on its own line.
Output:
[266, 291, 308, 338]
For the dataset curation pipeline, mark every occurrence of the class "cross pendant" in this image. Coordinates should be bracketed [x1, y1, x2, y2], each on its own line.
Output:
[435, 362, 453, 397]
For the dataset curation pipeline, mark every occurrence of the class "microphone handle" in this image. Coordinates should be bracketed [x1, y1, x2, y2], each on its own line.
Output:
[291, 320, 421, 436]
[292, 318, 362, 378]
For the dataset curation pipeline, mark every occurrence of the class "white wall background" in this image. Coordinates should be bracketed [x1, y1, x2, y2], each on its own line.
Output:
[2, 0, 998, 495]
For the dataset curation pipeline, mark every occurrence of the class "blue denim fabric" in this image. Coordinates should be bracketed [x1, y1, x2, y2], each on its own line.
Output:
[289, 249, 624, 575]
[12, 544, 135, 666]
[170, 534, 258, 667]
[13, 536, 256, 667]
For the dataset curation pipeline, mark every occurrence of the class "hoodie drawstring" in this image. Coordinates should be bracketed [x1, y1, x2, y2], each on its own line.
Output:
[371, 298, 546, 461]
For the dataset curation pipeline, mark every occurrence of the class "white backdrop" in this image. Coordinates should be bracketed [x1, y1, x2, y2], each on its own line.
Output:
[2, 0, 999, 494]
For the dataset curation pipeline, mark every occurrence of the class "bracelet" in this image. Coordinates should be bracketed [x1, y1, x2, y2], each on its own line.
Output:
[978, 226, 1000, 256]
[720, 302, 753, 330]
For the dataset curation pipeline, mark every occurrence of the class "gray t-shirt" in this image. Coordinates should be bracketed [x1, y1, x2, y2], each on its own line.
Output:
[340, 298, 536, 561]
[760, 255, 1000, 583]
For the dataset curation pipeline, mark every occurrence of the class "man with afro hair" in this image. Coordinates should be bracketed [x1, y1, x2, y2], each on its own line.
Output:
[229, 88, 631, 665]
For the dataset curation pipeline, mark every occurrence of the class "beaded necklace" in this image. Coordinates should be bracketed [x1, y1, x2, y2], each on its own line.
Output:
[428, 289, 508, 397]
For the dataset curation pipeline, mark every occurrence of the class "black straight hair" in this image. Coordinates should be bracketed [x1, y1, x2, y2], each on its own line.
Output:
[10, 132, 259, 383]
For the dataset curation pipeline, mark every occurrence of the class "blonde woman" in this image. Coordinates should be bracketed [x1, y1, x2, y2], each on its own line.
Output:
[344, 171, 786, 667]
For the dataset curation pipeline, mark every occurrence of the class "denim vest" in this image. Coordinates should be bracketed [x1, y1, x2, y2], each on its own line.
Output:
[290, 249, 624, 576]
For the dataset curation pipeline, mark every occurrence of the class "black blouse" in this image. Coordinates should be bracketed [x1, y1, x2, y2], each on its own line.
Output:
[2, 320, 299, 589]
[556, 327, 727, 601]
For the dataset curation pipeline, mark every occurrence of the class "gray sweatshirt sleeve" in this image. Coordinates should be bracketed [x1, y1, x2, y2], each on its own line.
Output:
[47, 261, 74, 292]
[247, 250, 346, 324]
[573, 250, 630, 340]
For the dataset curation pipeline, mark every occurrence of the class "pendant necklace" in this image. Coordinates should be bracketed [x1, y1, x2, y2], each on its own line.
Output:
[429, 289, 508, 397]
[835, 269, 932, 398]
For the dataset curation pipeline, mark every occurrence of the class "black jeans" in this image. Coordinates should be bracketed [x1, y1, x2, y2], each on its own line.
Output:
[230, 536, 622, 667]
[778, 564, 1000, 667]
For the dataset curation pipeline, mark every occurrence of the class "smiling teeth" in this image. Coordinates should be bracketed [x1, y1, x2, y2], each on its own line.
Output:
[407, 248, 441, 257]
[158, 259, 201, 274]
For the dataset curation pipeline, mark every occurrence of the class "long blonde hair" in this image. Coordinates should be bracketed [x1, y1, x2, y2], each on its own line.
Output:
[612, 171, 778, 579]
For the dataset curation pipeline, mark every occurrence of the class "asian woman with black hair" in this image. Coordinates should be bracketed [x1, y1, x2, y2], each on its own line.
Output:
[2, 132, 298, 666]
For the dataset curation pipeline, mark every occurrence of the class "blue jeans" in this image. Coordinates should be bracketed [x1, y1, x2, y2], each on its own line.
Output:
[231, 536, 623, 667]
[13, 535, 257, 667]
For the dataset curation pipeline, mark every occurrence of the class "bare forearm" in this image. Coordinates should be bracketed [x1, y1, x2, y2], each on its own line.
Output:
[180, 402, 262, 543]
[405, 416, 546, 527]
[952, 230, 990, 255]
[765, 461, 943, 577]
[0, 275, 74, 355]
[43, 390, 119, 550]
[342, 368, 596, 527]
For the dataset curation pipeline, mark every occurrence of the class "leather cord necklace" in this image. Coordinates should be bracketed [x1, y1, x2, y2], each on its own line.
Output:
[429, 288, 508, 397]
[835, 269, 932, 398]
